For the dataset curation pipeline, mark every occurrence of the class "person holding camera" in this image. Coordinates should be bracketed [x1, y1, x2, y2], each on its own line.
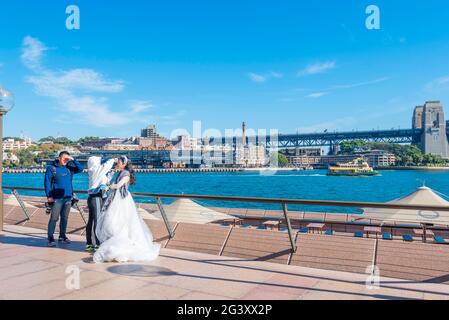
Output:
[86, 156, 117, 252]
[44, 151, 84, 247]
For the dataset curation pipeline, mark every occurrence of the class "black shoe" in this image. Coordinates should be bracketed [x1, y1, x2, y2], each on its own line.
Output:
[58, 237, 71, 244]
[48, 240, 56, 247]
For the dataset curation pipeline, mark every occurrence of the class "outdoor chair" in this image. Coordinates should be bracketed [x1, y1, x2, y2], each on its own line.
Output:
[298, 227, 309, 233]
[434, 235, 448, 244]
[354, 231, 364, 238]
[382, 233, 393, 240]
[402, 235, 413, 242]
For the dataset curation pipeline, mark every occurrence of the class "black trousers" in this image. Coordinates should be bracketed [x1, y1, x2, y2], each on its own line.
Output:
[86, 194, 103, 246]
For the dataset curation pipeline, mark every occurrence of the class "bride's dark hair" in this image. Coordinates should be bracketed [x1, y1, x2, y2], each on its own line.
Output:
[119, 156, 136, 185]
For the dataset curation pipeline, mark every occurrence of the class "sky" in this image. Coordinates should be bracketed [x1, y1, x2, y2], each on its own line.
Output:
[1, 0, 449, 140]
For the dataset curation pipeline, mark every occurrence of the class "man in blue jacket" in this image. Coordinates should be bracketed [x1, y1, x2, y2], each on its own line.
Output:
[44, 151, 84, 247]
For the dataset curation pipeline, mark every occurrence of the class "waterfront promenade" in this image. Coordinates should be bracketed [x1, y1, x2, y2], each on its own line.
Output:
[4, 193, 449, 287]
[2, 224, 449, 300]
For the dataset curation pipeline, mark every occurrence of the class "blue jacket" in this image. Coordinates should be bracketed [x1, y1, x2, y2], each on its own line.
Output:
[44, 159, 84, 199]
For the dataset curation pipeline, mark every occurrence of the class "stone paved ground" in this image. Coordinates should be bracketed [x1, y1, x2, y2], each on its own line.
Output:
[1, 225, 449, 300]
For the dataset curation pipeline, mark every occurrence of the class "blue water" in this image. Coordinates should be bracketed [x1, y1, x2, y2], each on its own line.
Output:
[4, 170, 449, 213]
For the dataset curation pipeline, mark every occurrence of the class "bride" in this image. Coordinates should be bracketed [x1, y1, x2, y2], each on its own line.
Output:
[93, 156, 160, 263]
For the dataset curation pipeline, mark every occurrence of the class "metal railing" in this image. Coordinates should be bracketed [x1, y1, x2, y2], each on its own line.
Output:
[4, 185, 449, 253]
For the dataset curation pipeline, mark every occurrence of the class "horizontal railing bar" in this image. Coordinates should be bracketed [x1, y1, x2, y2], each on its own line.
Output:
[4, 185, 449, 212]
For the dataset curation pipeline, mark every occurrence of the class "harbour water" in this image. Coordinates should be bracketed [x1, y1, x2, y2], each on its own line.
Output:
[4, 169, 449, 213]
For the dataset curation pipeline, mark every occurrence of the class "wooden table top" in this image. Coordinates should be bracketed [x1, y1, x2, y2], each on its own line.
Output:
[364, 226, 382, 233]
[263, 220, 280, 226]
[307, 223, 325, 229]
[413, 229, 435, 236]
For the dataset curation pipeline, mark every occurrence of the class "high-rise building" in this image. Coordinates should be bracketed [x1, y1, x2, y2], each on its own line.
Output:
[139, 124, 171, 150]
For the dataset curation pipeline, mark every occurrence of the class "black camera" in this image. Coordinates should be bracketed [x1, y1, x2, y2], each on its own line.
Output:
[45, 202, 54, 215]
[71, 195, 80, 208]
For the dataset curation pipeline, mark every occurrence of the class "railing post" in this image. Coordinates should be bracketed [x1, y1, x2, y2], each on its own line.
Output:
[282, 202, 297, 253]
[12, 190, 31, 220]
[73, 193, 87, 225]
[156, 197, 175, 239]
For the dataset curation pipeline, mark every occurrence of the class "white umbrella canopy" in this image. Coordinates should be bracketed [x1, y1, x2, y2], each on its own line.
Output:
[153, 198, 236, 224]
[353, 187, 449, 226]
[137, 206, 160, 221]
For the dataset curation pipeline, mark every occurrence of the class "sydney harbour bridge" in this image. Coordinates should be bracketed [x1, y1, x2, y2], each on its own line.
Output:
[210, 101, 449, 158]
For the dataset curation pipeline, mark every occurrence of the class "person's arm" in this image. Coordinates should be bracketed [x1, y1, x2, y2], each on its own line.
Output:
[98, 158, 116, 179]
[109, 174, 130, 190]
[67, 159, 84, 174]
[44, 166, 54, 202]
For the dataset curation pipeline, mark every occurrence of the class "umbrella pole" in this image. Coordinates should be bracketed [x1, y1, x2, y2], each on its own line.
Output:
[422, 223, 427, 243]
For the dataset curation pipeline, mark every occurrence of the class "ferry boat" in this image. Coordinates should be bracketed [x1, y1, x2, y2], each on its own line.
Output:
[327, 158, 379, 176]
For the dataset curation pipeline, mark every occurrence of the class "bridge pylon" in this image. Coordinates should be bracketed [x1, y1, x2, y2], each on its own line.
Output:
[413, 101, 449, 158]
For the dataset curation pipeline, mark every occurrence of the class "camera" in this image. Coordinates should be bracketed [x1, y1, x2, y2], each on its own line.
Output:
[45, 202, 54, 215]
[71, 195, 80, 208]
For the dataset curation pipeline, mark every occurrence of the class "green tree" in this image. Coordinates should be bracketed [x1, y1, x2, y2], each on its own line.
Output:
[38, 136, 56, 143]
[277, 153, 289, 167]
[339, 140, 367, 154]
[77, 136, 100, 144]
[15, 149, 38, 168]
[54, 137, 72, 145]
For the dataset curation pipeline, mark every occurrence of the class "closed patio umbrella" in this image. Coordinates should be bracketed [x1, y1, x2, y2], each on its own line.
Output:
[153, 198, 236, 224]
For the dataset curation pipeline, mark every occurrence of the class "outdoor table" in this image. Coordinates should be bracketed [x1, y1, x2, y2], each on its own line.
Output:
[263, 220, 281, 230]
[413, 228, 434, 243]
[307, 223, 325, 234]
[364, 226, 382, 239]
[222, 218, 242, 227]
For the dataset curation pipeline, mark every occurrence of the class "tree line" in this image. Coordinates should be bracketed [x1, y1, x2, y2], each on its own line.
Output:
[339, 140, 448, 166]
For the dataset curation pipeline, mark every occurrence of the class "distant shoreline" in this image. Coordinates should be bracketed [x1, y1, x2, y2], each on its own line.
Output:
[376, 166, 449, 171]
[3, 167, 302, 174]
[4, 166, 449, 174]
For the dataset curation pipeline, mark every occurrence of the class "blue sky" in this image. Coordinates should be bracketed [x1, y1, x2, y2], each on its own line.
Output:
[1, 0, 449, 140]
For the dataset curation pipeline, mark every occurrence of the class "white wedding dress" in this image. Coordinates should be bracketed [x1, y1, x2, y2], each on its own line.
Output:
[93, 171, 160, 263]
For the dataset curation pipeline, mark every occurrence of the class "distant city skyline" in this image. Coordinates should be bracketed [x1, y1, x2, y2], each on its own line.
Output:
[1, 1, 449, 140]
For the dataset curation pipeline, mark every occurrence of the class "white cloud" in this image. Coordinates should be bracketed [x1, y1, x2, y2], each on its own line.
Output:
[306, 92, 329, 99]
[248, 71, 283, 83]
[298, 61, 336, 76]
[248, 73, 267, 83]
[129, 100, 154, 113]
[20, 36, 145, 128]
[297, 77, 390, 98]
[426, 75, 449, 91]
[21, 36, 48, 71]
[331, 77, 390, 90]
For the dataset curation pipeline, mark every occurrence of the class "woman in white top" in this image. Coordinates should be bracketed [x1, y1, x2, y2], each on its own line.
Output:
[93, 156, 160, 263]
